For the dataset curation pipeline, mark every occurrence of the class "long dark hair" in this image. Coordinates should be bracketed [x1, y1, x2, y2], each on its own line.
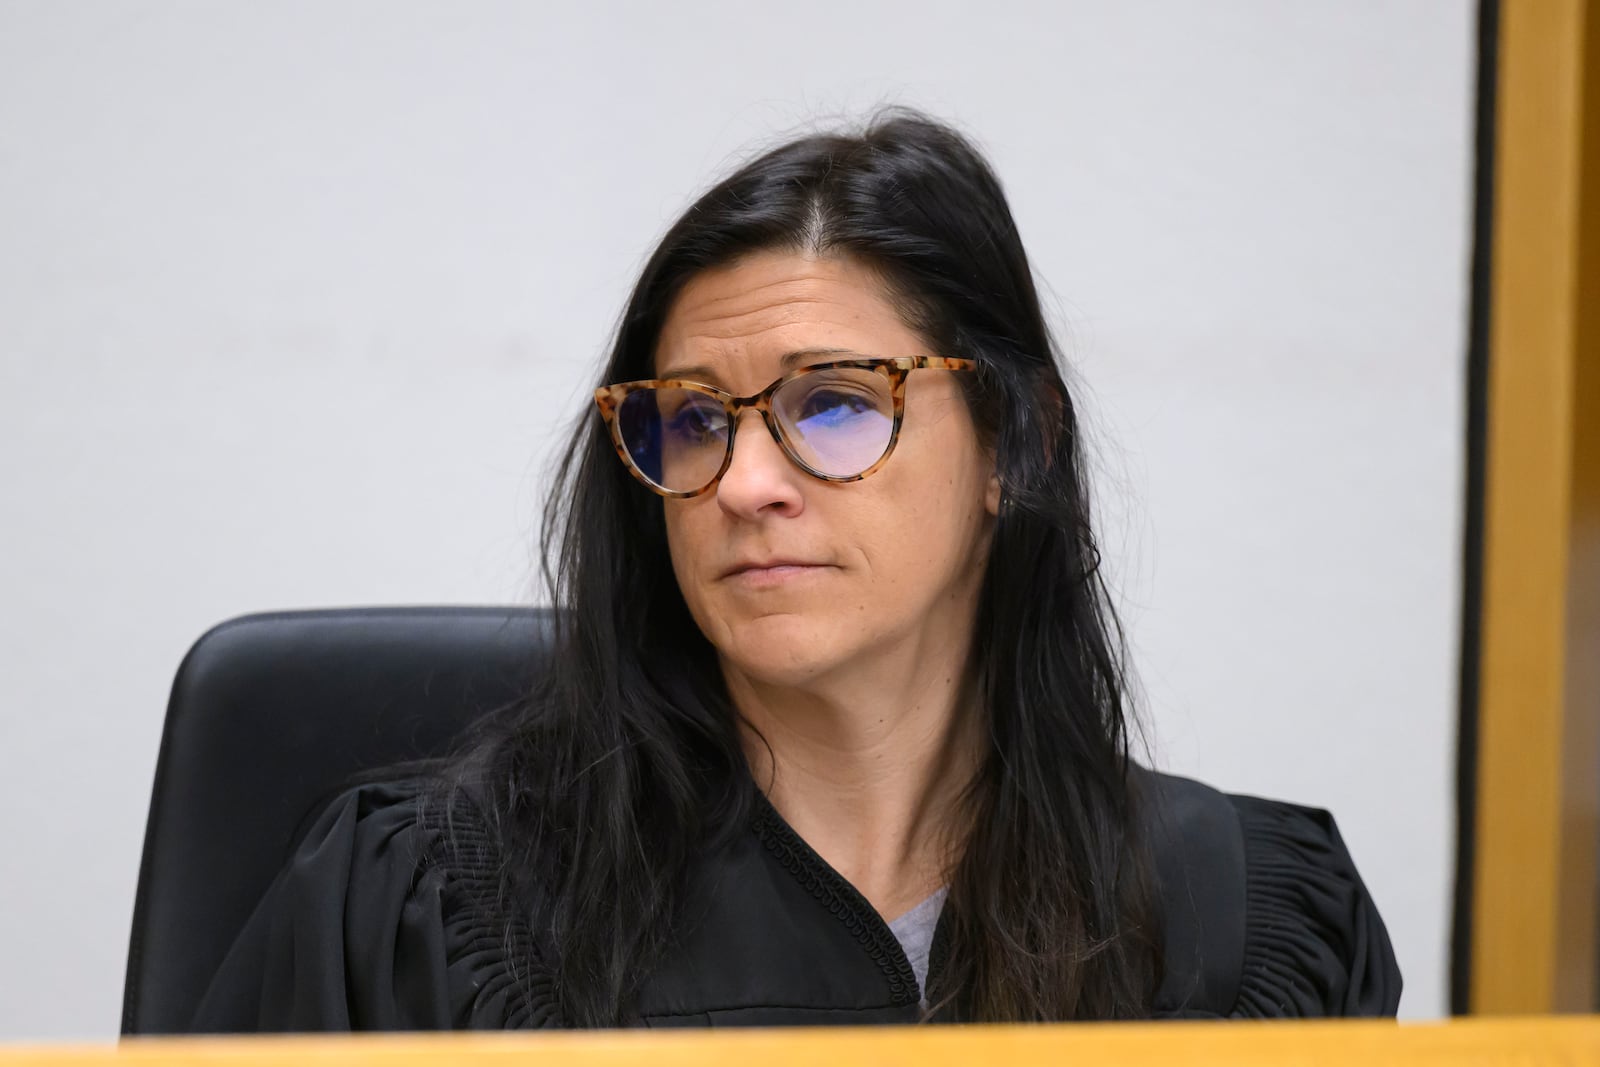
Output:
[454, 109, 1161, 1025]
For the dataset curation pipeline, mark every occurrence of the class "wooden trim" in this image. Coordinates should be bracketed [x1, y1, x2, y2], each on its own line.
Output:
[4, 1019, 1600, 1067]
[1469, 0, 1600, 1014]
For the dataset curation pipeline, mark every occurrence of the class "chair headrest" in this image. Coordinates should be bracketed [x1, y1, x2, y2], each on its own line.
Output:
[123, 606, 556, 1034]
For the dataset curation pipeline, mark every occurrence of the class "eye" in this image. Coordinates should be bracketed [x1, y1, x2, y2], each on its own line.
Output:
[665, 397, 728, 442]
[796, 388, 876, 424]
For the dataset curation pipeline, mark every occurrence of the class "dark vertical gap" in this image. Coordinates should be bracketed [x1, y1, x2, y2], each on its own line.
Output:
[1450, 0, 1499, 1017]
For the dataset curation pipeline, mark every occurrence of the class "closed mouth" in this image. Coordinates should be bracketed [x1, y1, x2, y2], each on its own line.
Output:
[722, 560, 829, 579]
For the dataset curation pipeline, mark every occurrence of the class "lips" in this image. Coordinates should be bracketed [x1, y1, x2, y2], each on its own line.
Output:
[720, 558, 825, 579]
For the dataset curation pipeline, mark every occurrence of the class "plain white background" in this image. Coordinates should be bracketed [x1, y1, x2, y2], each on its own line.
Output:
[0, 1, 1474, 1036]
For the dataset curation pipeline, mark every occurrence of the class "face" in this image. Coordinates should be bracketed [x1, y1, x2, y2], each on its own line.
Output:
[653, 250, 1002, 691]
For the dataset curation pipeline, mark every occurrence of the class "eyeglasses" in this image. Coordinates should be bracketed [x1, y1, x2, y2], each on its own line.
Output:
[594, 356, 978, 498]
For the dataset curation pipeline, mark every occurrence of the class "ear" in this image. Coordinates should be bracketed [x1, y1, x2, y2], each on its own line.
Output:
[985, 471, 1002, 517]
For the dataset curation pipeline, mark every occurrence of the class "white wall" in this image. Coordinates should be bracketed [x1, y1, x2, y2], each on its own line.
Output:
[0, 1, 1475, 1036]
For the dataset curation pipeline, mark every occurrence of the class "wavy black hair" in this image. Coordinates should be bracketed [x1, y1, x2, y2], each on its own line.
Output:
[453, 109, 1161, 1025]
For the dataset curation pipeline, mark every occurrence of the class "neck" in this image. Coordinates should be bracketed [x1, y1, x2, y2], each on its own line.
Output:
[728, 647, 984, 921]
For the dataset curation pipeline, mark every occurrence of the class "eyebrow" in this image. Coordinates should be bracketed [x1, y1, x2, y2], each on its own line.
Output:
[656, 347, 863, 387]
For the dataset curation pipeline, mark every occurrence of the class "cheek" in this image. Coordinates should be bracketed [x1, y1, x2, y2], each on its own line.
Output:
[888, 414, 991, 541]
[849, 472, 982, 597]
[663, 501, 746, 646]
[663, 503, 703, 593]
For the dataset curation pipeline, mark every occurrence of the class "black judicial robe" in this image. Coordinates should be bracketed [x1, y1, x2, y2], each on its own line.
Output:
[191, 771, 1402, 1030]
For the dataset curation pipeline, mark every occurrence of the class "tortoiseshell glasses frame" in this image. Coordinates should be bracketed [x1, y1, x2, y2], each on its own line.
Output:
[593, 356, 979, 499]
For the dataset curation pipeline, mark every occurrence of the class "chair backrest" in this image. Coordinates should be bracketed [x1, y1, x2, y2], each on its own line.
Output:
[121, 606, 555, 1035]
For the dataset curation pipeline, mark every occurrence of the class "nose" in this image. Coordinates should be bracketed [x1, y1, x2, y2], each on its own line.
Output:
[715, 409, 805, 519]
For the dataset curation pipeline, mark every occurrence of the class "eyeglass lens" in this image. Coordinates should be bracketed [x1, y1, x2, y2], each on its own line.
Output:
[615, 367, 897, 493]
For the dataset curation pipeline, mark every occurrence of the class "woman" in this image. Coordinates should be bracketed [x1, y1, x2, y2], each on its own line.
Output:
[194, 111, 1401, 1030]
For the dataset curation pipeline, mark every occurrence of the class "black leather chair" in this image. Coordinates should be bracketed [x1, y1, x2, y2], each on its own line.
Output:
[121, 606, 555, 1035]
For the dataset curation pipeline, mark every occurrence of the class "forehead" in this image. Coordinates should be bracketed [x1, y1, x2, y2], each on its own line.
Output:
[653, 251, 926, 384]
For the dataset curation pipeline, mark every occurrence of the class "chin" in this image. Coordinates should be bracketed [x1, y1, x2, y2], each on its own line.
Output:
[716, 614, 856, 686]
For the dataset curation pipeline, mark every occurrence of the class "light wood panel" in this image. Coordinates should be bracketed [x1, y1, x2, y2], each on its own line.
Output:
[3, 1019, 1600, 1067]
[1470, 0, 1600, 1013]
